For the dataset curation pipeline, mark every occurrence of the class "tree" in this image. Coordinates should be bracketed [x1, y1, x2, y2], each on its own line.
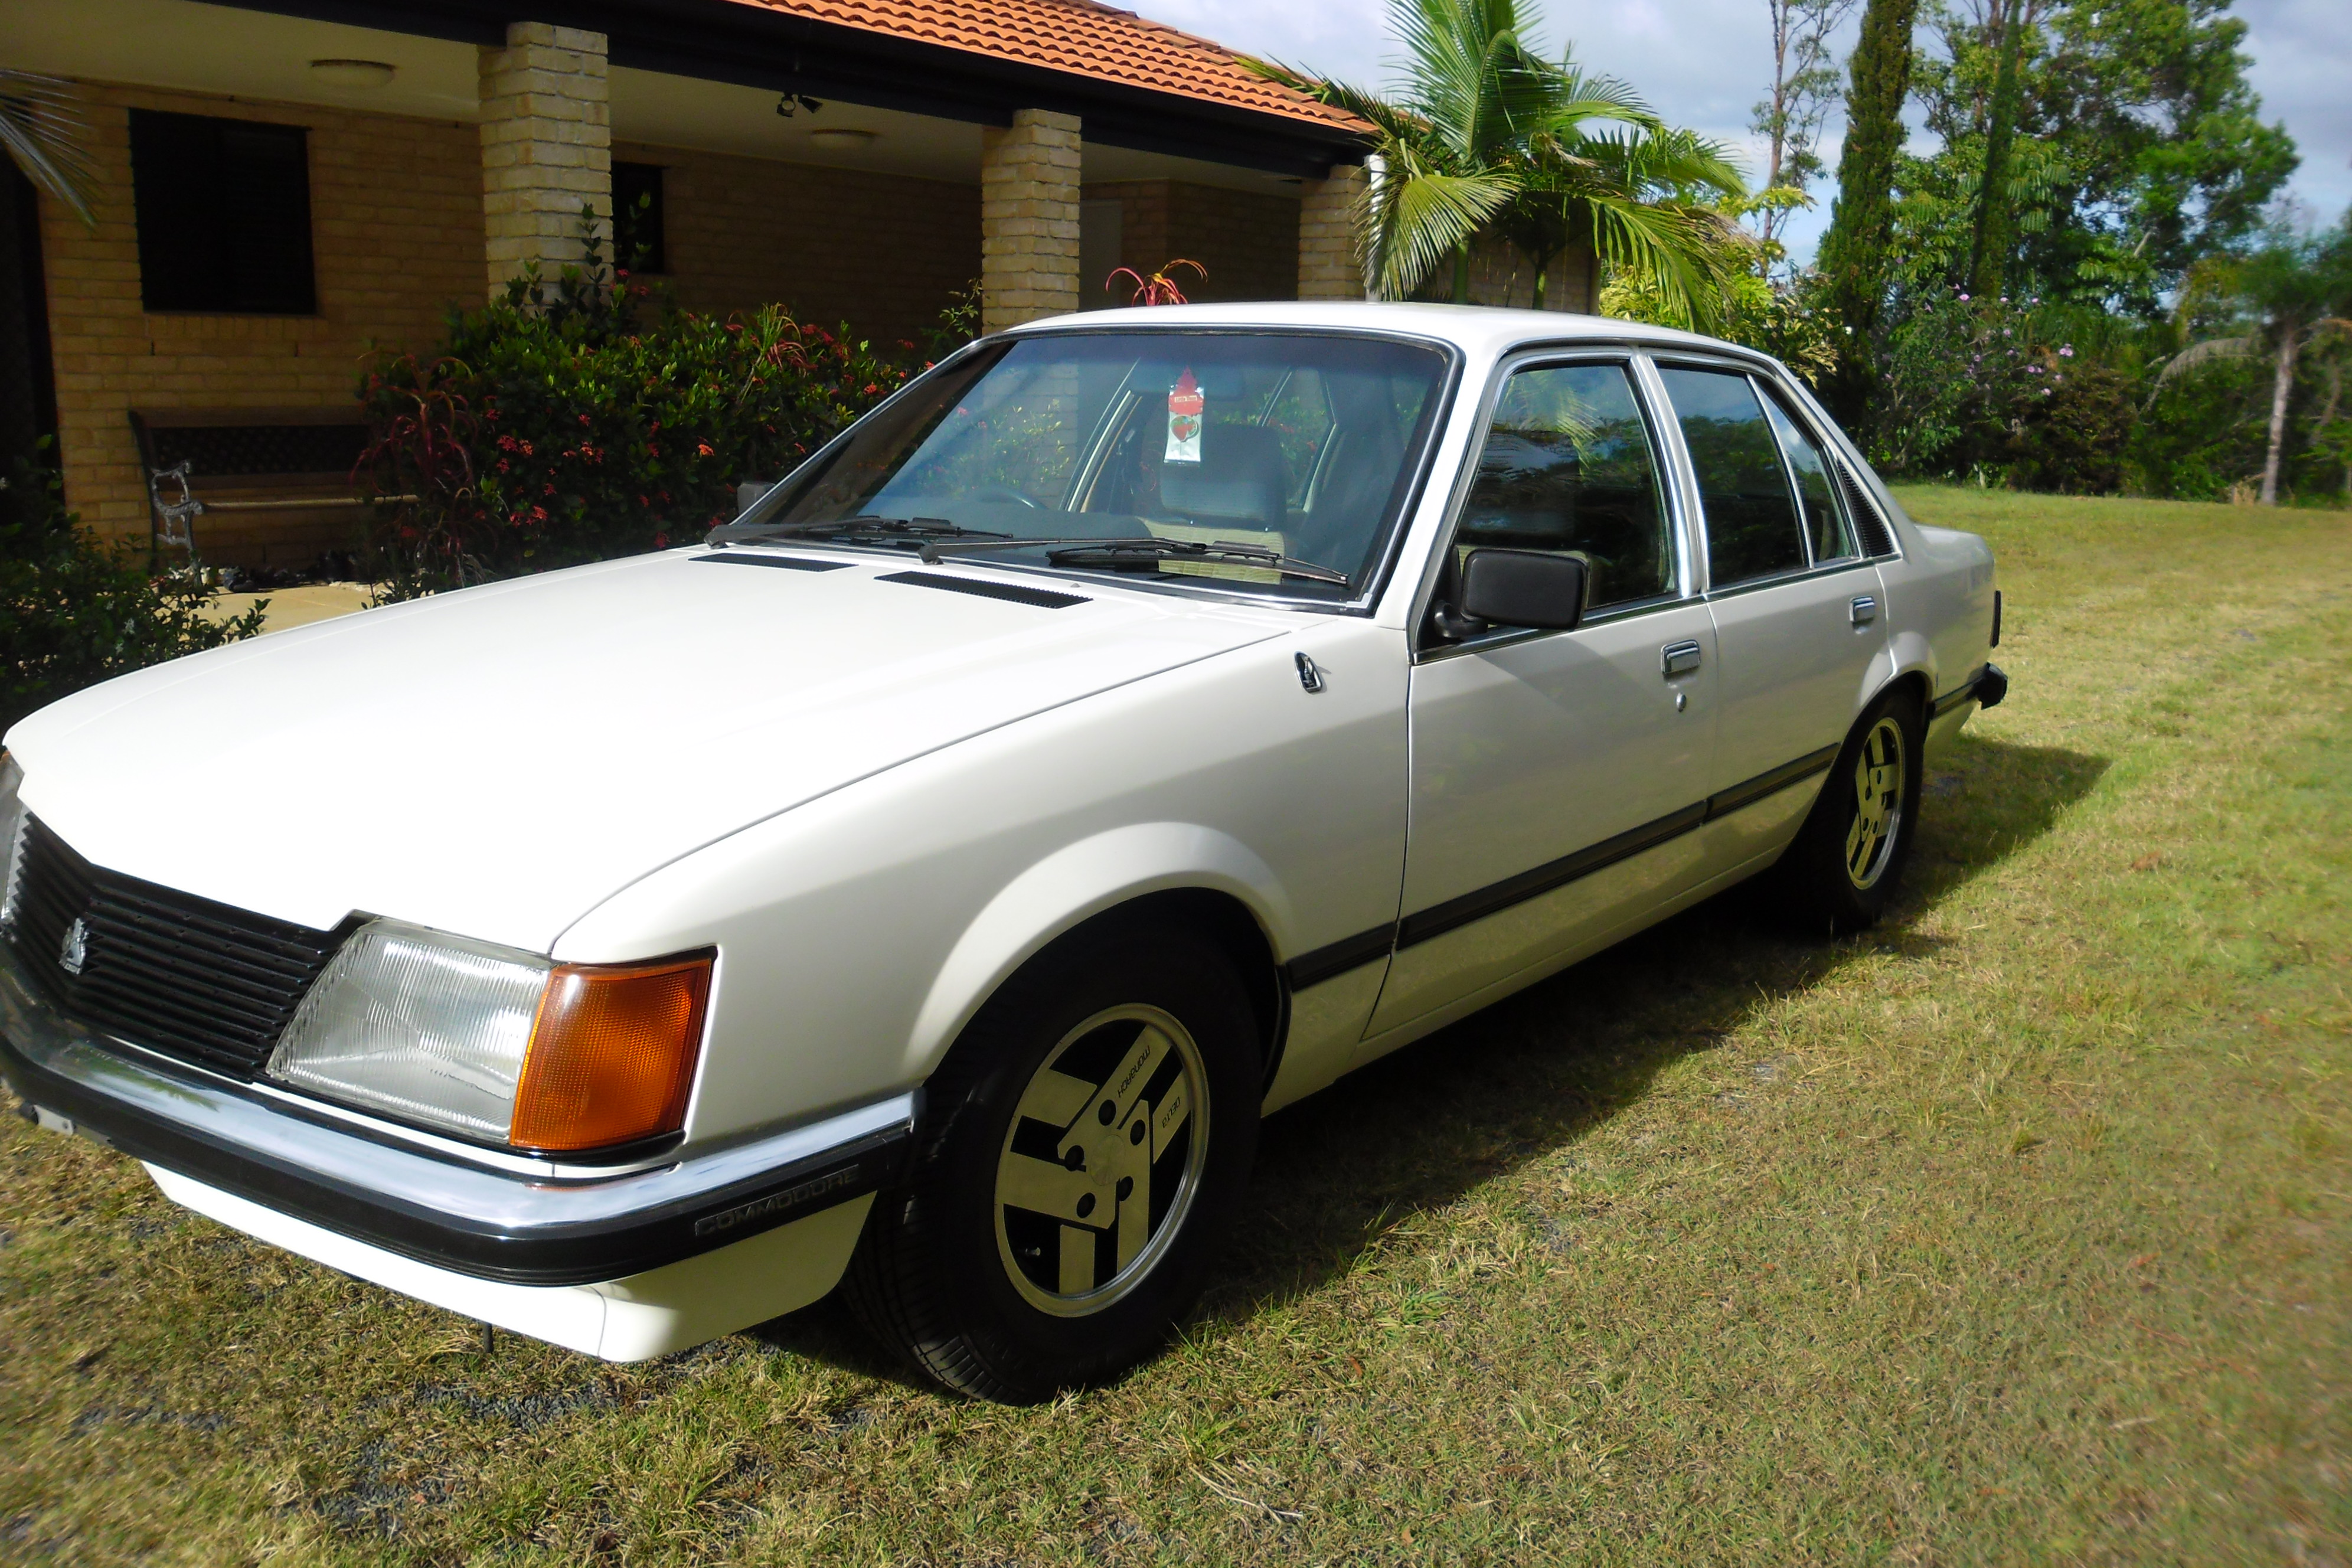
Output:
[1816, 0, 1922, 418]
[1250, 0, 1744, 326]
[1964, 0, 2029, 297]
[2157, 220, 2352, 505]
[1750, 0, 1861, 248]
[1903, 0, 2297, 314]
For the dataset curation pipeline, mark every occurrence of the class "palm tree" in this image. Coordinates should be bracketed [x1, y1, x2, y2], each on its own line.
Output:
[1250, 0, 1745, 327]
[1, 70, 97, 227]
[2158, 221, 2352, 506]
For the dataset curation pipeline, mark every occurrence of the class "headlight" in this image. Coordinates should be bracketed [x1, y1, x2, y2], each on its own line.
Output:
[269, 919, 712, 1152]
[0, 752, 27, 930]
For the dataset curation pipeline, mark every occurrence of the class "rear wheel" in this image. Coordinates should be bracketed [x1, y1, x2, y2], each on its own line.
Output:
[844, 922, 1260, 1403]
[1776, 688, 1925, 932]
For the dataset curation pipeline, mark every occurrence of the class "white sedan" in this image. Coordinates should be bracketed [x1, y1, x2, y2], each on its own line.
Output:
[0, 303, 2003, 1403]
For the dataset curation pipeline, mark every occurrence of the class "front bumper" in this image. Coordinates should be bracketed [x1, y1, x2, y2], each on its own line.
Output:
[0, 935, 913, 1287]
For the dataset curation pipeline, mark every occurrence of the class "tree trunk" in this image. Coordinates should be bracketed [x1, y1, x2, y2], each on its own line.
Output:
[2260, 328, 2299, 507]
[1452, 244, 1472, 305]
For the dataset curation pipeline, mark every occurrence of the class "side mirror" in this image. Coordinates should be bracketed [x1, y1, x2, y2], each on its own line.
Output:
[1445, 548, 1586, 636]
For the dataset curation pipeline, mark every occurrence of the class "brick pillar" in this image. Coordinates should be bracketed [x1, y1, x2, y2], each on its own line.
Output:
[980, 109, 1082, 332]
[1298, 164, 1368, 300]
[478, 22, 611, 300]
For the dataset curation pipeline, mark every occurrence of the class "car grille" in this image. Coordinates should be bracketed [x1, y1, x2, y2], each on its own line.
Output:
[6, 816, 345, 1079]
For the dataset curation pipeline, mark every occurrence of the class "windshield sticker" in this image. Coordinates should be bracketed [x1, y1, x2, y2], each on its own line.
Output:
[1165, 370, 1204, 463]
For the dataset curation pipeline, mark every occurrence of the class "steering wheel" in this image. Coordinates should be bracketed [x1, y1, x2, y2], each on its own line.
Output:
[966, 486, 1043, 509]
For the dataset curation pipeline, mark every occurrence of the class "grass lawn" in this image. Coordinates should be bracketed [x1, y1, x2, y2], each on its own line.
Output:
[4, 486, 2348, 1564]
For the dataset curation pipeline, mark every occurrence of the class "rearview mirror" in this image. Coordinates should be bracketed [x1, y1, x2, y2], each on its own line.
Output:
[1453, 548, 1586, 633]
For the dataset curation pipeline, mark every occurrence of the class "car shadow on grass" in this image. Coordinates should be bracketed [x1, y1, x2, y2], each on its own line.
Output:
[755, 734, 2107, 1389]
[1204, 733, 2108, 1328]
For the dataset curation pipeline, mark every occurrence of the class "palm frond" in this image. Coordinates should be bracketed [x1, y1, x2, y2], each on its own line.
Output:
[2154, 335, 2258, 384]
[1367, 164, 1518, 299]
[0, 70, 97, 227]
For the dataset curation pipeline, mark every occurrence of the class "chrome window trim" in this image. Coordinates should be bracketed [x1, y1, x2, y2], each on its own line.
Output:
[1752, 373, 1868, 569]
[1699, 553, 1881, 605]
[1775, 370, 1909, 562]
[1409, 345, 1698, 664]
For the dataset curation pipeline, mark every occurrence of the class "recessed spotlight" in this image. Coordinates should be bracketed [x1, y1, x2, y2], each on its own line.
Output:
[310, 59, 396, 88]
[809, 128, 878, 148]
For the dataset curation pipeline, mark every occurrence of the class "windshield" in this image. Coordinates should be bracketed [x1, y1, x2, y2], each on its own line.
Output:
[744, 331, 1452, 601]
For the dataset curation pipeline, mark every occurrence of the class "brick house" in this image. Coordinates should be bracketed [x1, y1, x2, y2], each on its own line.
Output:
[0, 0, 1592, 566]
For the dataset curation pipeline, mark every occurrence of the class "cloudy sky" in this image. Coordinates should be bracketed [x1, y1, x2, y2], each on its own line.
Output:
[1142, 0, 2352, 261]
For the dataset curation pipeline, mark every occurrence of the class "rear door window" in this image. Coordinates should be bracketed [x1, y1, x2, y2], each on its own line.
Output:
[1759, 389, 1857, 564]
[1658, 366, 1808, 588]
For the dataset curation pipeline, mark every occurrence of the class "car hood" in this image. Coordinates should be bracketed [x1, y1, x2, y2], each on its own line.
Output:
[8, 549, 1291, 950]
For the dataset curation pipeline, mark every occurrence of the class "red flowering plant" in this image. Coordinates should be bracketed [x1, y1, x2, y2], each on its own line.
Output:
[1104, 259, 1205, 307]
[357, 222, 920, 595]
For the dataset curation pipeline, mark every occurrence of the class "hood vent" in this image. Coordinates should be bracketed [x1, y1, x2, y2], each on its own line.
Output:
[695, 553, 850, 573]
[877, 571, 1087, 610]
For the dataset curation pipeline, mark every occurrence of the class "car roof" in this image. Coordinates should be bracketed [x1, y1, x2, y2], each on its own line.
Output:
[1001, 300, 1783, 373]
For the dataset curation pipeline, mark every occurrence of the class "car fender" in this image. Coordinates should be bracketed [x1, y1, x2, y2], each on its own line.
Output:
[906, 822, 1292, 1075]
[1881, 625, 1942, 711]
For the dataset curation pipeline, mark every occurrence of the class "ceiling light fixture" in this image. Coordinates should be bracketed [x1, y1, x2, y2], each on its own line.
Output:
[309, 58, 397, 88]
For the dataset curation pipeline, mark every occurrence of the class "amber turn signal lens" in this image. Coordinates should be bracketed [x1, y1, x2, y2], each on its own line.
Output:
[508, 954, 713, 1152]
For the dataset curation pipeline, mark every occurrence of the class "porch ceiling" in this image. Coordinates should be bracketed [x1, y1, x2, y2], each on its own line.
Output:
[5, 0, 1325, 192]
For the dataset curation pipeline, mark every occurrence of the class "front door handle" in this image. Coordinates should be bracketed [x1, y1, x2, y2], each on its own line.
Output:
[1661, 640, 1703, 678]
[1850, 594, 1879, 626]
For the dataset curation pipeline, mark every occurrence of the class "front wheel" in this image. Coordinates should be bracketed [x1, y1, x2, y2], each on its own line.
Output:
[843, 922, 1260, 1403]
[1775, 689, 1925, 933]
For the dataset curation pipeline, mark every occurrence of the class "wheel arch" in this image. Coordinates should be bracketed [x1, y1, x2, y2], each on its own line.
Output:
[903, 825, 1291, 1089]
[1875, 665, 1933, 726]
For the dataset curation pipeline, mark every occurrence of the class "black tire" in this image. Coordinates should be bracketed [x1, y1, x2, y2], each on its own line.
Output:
[1776, 686, 1926, 933]
[843, 919, 1261, 1403]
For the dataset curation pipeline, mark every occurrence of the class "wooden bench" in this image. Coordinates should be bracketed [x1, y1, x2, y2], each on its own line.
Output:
[128, 407, 380, 569]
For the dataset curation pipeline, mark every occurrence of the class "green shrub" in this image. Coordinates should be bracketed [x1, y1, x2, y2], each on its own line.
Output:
[0, 457, 266, 736]
[357, 260, 926, 594]
[2126, 355, 2268, 500]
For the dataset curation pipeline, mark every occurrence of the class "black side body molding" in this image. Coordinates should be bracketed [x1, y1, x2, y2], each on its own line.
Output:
[1285, 744, 1845, 989]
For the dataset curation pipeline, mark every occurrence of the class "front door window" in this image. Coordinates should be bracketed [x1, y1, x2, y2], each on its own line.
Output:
[1454, 362, 1674, 615]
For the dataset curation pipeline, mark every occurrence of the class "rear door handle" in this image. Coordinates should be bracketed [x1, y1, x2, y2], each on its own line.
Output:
[1661, 640, 1703, 677]
[1850, 594, 1879, 626]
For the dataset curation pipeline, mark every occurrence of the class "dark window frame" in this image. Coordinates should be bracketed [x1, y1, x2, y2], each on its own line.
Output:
[128, 109, 316, 316]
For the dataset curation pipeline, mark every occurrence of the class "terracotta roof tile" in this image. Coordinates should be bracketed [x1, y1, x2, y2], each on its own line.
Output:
[723, 0, 1368, 132]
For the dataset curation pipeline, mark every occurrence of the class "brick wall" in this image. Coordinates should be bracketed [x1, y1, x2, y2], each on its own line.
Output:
[980, 109, 1082, 332]
[614, 141, 979, 349]
[1297, 166, 1366, 300]
[480, 22, 612, 298]
[1080, 180, 1299, 306]
[40, 81, 481, 558]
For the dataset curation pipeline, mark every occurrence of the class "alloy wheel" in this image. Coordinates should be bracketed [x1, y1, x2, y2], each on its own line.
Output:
[993, 1005, 1209, 1317]
[1844, 715, 1908, 890]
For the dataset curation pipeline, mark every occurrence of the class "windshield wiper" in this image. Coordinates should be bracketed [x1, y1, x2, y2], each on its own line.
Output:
[919, 535, 1351, 588]
[707, 515, 1008, 547]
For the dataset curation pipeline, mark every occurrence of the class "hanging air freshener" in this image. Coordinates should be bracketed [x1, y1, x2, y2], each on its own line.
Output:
[1165, 368, 1204, 463]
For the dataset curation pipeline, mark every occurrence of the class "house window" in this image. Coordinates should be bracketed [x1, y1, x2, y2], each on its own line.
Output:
[128, 110, 316, 315]
[614, 162, 666, 275]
